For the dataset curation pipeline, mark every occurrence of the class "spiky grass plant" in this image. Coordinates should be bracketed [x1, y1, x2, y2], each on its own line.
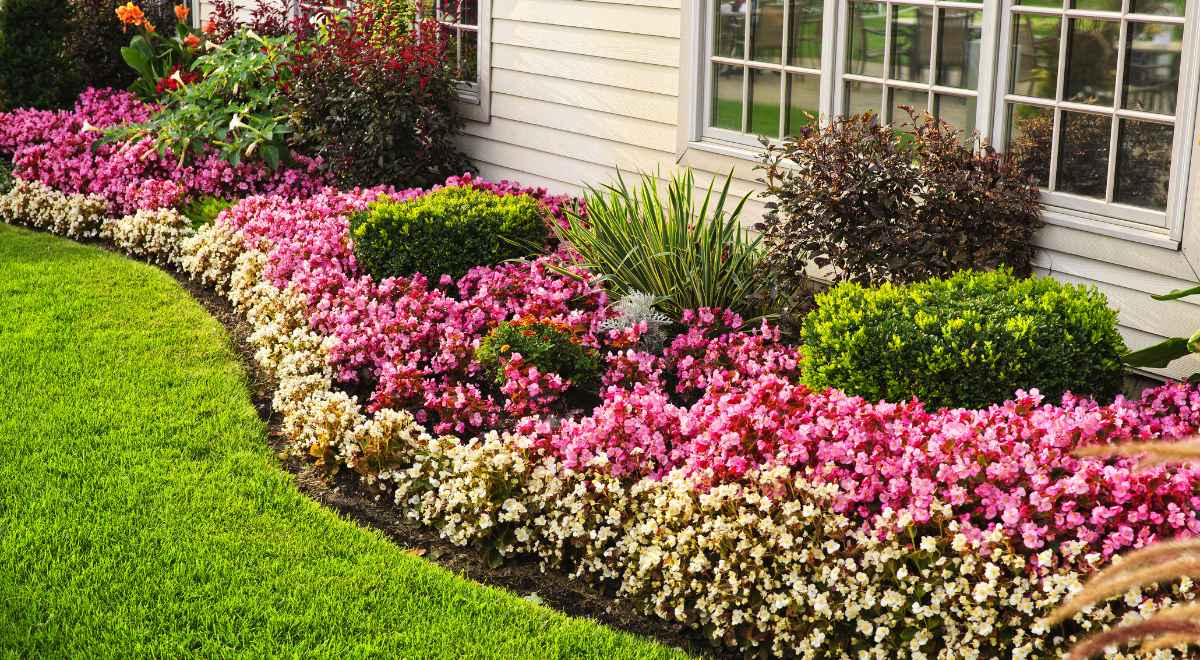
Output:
[1044, 437, 1200, 659]
[556, 168, 776, 321]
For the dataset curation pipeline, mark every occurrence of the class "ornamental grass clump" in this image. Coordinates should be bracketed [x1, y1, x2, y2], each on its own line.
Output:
[556, 169, 775, 322]
[350, 186, 550, 281]
[802, 269, 1127, 410]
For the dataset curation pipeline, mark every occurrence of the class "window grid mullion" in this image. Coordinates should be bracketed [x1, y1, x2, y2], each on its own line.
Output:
[781, 0, 793, 137]
[742, 3, 753, 133]
[1104, 5, 1130, 203]
[929, 5, 942, 114]
[882, 2, 894, 118]
[1048, 9, 1070, 191]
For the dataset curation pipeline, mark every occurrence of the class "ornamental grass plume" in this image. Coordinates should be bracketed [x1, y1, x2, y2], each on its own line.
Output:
[1046, 436, 1200, 659]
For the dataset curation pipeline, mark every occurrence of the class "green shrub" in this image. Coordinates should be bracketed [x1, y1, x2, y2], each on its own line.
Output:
[179, 196, 235, 229]
[556, 169, 778, 322]
[350, 186, 549, 281]
[475, 318, 601, 389]
[0, 0, 78, 110]
[801, 270, 1127, 410]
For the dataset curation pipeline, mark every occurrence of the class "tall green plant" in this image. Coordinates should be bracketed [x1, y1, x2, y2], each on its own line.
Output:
[105, 29, 295, 168]
[556, 169, 775, 321]
[1123, 285, 1200, 382]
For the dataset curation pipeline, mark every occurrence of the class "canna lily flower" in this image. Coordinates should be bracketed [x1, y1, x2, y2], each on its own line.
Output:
[183, 34, 201, 49]
[174, 4, 189, 22]
[115, 2, 146, 30]
[203, 19, 217, 34]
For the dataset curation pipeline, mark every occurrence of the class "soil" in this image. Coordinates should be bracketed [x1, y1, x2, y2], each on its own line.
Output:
[122, 246, 731, 659]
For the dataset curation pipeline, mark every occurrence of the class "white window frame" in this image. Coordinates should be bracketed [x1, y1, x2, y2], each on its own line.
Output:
[687, 0, 1199, 249]
[419, 0, 491, 123]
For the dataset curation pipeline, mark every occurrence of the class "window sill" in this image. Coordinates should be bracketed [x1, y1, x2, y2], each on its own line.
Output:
[685, 139, 763, 164]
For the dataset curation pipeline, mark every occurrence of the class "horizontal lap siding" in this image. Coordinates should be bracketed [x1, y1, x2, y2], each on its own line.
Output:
[186, 0, 1200, 379]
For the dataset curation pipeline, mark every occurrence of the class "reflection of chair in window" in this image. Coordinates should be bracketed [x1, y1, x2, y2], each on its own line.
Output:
[1012, 16, 1057, 98]
[1124, 42, 1180, 114]
[717, 1, 747, 59]
[938, 14, 980, 87]
[847, 7, 885, 75]
[750, 1, 784, 61]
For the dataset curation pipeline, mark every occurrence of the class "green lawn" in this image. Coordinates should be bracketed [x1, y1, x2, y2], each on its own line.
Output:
[0, 224, 682, 659]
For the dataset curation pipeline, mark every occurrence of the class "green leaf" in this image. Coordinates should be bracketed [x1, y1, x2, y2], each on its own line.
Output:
[1122, 338, 1194, 368]
[1152, 284, 1200, 301]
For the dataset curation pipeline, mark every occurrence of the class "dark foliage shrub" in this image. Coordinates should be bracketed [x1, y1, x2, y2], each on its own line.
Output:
[63, 0, 175, 92]
[0, 0, 77, 110]
[288, 12, 470, 188]
[801, 269, 1127, 410]
[476, 317, 601, 389]
[350, 186, 549, 281]
[179, 195, 235, 228]
[758, 110, 1043, 289]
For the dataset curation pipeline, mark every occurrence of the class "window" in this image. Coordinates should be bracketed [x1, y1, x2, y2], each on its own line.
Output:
[692, 0, 1198, 245]
[419, 0, 489, 113]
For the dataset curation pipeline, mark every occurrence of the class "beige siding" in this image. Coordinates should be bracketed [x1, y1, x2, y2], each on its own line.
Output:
[190, 0, 1200, 380]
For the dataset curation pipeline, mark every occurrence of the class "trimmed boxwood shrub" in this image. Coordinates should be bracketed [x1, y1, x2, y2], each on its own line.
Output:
[801, 269, 1127, 410]
[476, 317, 601, 389]
[0, 159, 13, 195]
[179, 196, 236, 229]
[350, 186, 549, 281]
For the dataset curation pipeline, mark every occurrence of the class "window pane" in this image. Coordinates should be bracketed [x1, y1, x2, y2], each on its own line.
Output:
[716, 0, 747, 58]
[787, 73, 820, 135]
[937, 10, 982, 89]
[788, 0, 823, 68]
[847, 2, 887, 78]
[1016, 0, 1062, 6]
[750, 0, 785, 63]
[1064, 19, 1120, 106]
[712, 64, 744, 130]
[890, 5, 933, 83]
[1008, 103, 1054, 187]
[890, 87, 928, 125]
[1130, 0, 1187, 16]
[459, 29, 478, 83]
[1057, 111, 1111, 199]
[1124, 22, 1184, 115]
[846, 80, 882, 118]
[1072, 0, 1122, 11]
[1115, 119, 1175, 210]
[457, 0, 478, 26]
[1010, 16, 1061, 99]
[748, 68, 783, 136]
[935, 94, 977, 134]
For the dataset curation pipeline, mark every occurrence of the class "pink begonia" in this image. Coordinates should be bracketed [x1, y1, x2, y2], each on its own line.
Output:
[219, 187, 608, 436]
[0, 88, 330, 214]
[215, 187, 1200, 566]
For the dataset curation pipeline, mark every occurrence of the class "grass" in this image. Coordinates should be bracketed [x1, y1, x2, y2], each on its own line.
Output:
[0, 224, 684, 660]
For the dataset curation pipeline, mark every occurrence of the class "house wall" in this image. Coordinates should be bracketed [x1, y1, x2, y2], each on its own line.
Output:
[195, 0, 1200, 380]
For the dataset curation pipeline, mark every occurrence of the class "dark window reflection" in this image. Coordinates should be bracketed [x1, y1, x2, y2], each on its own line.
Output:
[1123, 22, 1183, 115]
[1008, 103, 1054, 187]
[1065, 19, 1120, 106]
[1115, 120, 1174, 210]
[1057, 111, 1112, 199]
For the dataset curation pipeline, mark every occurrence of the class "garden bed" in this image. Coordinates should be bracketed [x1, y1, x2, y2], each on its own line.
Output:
[3, 11, 1200, 653]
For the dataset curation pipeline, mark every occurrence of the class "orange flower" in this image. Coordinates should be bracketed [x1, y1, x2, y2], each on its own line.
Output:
[183, 34, 201, 49]
[115, 2, 146, 29]
[144, 21, 156, 33]
[203, 19, 216, 34]
[174, 4, 189, 22]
